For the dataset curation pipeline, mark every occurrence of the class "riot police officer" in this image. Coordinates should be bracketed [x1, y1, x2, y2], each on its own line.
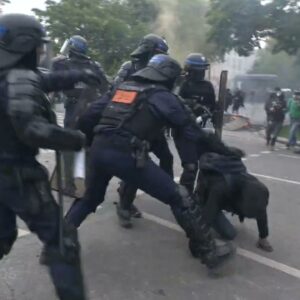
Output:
[113, 34, 173, 226]
[113, 33, 169, 88]
[0, 14, 88, 299]
[176, 53, 216, 194]
[52, 35, 109, 195]
[65, 54, 235, 271]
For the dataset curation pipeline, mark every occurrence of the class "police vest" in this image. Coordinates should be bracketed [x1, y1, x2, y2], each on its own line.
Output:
[97, 82, 166, 141]
[179, 79, 216, 112]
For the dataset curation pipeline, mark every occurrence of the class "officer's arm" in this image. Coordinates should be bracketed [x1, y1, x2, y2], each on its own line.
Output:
[77, 93, 110, 145]
[40, 70, 97, 93]
[8, 98, 84, 151]
[112, 61, 132, 89]
[7, 71, 84, 151]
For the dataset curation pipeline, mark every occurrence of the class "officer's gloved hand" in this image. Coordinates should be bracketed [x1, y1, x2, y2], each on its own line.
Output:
[227, 146, 246, 158]
[81, 69, 101, 86]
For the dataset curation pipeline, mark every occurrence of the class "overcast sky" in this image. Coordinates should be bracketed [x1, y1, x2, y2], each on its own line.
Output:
[3, 0, 46, 15]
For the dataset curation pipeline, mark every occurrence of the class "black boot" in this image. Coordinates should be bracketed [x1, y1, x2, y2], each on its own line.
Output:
[130, 204, 142, 218]
[171, 187, 235, 270]
[115, 202, 132, 228]
[40, 223, 86, 300]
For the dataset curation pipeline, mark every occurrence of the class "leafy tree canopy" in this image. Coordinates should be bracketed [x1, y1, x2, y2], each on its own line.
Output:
[207, 0, 300, 57]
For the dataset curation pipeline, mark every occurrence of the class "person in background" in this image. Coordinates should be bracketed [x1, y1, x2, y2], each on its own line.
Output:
[224, 88, 233, 112]
[232, 89, 245, 114]
[287, 91, 300, 151]
[265, 87, 286, 150]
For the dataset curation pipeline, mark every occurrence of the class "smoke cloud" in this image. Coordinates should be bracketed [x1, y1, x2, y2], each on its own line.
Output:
[153, 0, 212, 62]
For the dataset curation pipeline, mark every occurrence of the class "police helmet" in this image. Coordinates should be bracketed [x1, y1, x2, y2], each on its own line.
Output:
[132, 54, 182, 83]
[131, 34, 168, 58]
[0, 13, 49, 69]
[184, 53, 210, 71]
[60, 35, 88, 56]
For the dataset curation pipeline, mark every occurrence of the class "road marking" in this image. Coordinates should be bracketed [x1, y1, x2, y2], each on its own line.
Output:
[241, 158, 247, 161]
[18, 229, 30, 238]
[143, 212, 300, 280]
[251, 172, 300, 186]
[278, 154, 300, 160]
[261, 151, 271, 154]
[249, 154, 260, 158]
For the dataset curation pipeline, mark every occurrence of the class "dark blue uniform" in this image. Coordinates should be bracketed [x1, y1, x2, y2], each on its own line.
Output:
[52, 54, 108, 194]
[68, 87, 193, 226]
[0, 69, 86, 300]
[113, 61, 174, 218]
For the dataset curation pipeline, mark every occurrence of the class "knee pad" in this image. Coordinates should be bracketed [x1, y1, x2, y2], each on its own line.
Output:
[0, 230, 17, 260]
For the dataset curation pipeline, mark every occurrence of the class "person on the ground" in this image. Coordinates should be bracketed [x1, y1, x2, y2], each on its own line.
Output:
[52, 35, 109, 196]
[113, 34, 173, 226]
[287, 90, 300, 151]
[195, 152, 273, 252]
[65, 54, 236, 271]
[265, 87, 286, 150]
[0, 13, 90, 300]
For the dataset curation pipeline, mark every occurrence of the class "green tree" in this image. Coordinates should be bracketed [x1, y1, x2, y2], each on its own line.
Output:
[207, 0, 300, 57]
[33, 0, 157, 74]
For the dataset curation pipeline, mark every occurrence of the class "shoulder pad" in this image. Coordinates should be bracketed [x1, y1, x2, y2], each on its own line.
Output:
[7, 69, 41, 100]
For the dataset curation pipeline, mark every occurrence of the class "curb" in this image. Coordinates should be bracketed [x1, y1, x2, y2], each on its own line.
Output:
[258, 129, 300, 146]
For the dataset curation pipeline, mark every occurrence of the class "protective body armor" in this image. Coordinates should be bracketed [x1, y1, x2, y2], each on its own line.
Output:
[179, 79, 216, 115]
[0, 70, 54, 163]
[53, 56, 100, 101]
[97, 81, 166, 142]
[113, 61, 136, 88]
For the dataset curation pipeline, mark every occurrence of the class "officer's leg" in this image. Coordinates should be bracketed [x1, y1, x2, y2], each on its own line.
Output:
[65, 154, 112, 228]
[180, 163, 198, 194]
[109, 155, 235, 270]
[117, 134, 173, 225]
[0, 203, 17, 260]
[116, 182, 139, 228]
[1, 166, 86, 300]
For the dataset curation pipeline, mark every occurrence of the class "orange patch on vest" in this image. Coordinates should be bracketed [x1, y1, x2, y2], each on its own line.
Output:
[112, 90, 138, 104]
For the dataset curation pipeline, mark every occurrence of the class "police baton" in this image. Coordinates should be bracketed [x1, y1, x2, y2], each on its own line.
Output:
[55, 150, 65, 256]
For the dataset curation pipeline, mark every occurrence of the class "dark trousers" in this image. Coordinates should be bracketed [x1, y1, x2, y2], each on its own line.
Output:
[0, 163, 85, 300]
[266, 120, 283, 146]
[66, 136, 180, 227]
[118, 134, 174, 210]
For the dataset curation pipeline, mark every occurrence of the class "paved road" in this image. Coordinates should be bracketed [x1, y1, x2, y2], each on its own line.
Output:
[1, 127, 300, 300]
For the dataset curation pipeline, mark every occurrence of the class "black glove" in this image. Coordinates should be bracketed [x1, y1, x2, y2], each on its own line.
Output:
[81, 69, 102, 86]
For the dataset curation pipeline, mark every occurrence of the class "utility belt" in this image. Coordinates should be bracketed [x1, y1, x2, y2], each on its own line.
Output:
[96, 133, 150, 168]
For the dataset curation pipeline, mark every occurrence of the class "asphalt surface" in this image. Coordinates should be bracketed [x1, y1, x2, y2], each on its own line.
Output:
[1, 118, 300, 300]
